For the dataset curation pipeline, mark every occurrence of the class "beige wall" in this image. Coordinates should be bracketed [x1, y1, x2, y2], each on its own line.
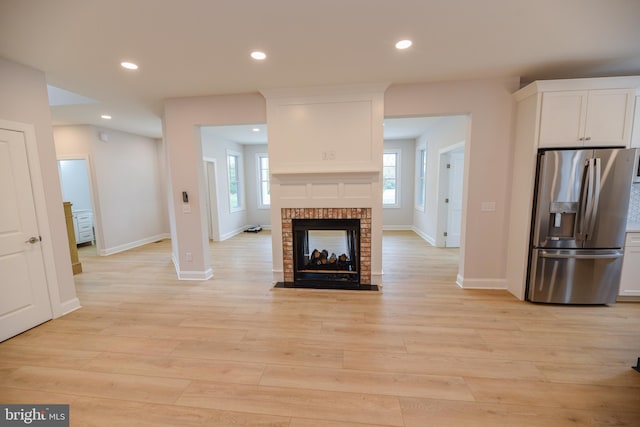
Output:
[0, 57, 78, 311]
[385, 78, 519, 288]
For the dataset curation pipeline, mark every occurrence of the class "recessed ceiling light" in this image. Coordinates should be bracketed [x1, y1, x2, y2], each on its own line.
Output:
[395, 40, 413, 50]
[250, 51, 266, 60]
[101, 114, 112, 120]
[252, 128, 260, 132]
[120, 61, 139, 70]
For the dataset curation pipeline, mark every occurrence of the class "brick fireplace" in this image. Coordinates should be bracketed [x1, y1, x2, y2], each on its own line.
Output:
[280, 208, 373, 289]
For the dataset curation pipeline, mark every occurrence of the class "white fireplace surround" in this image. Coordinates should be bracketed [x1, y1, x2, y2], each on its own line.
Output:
[261, 84, 387, 285]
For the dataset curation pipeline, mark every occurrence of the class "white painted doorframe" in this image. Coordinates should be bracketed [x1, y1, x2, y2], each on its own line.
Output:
[203, 158, 220, 241]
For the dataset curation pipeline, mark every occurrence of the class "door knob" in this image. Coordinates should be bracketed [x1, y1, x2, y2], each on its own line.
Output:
[25, 236, 40, 244]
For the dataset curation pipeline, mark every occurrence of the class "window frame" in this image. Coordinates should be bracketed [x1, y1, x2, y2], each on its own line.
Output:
[415, 147, 426, 212]
[226, 149, 245, 213]
[383, 149, 401, 208]
[256, 153, 270, 209]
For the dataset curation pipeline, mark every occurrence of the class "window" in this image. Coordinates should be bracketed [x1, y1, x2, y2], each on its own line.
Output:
[383, 151, 400, 206]
[257, 154, 270, 208]
[416, 148, 426, 211]
[227, 150, 244, 212]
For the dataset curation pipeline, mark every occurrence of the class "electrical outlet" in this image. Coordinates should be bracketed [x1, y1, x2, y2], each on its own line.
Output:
[322, 151, 336, 160]
[481, 202, 496, 212]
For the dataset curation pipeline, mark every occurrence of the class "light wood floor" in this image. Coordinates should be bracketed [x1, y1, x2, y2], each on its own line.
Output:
[1, 231, 639, 426]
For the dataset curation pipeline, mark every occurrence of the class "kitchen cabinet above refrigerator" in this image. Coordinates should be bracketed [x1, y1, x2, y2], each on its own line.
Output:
[538, 89, 635, 148]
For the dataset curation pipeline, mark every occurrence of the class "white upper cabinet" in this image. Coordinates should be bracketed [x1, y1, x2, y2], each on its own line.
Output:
[539, 88, 635, 148]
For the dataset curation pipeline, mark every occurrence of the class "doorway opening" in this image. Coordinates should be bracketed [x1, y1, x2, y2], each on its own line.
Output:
[199, 124, 269, 243]
[382, 115, 469, 282]
[57, 157, 99, 258]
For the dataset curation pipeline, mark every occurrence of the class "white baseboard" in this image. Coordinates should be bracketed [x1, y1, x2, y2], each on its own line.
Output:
[457, 275, 507, 290]
[220, 226, 249, 241]
[371, 271, 383, 286]
[54, 297, 82, 318]
[272, 269, 284, 284]
[99, 233, 170, 256]
[383, 225, 413, 231]
[412, 226, 436, 246]
[177, 268, 214, 281]
[171, 253, 214, 281]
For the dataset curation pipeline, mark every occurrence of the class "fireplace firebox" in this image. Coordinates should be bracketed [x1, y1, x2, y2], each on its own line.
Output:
[277, 207, 376, 290]
[293, 219, 360, 285]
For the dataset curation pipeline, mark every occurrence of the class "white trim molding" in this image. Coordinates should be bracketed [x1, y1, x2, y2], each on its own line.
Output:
[412, 226, 436, 246]
[456, 275, 507, 290]
[99, 233, 170, 256]
[172, 253, 214, 281]
[59, 298, 82, 316]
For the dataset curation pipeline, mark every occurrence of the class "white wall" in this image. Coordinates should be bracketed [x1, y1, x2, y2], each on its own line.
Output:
[201, 135, 249, 240]
[0, 57, 78, 312]
[383, 139, 416, 228]
[385, 78, 519, 289]
[413, 115, 468, 244]
[54, 125, 169, 255]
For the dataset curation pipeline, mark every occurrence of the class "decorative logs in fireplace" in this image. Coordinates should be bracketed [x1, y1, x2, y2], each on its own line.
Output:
[304, 248, 352, 269]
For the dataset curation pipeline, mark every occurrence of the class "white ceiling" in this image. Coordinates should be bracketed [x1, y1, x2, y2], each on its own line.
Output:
[1, 0, 639, 139]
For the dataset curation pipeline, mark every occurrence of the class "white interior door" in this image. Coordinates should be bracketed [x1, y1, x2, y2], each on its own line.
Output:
[0, 128, 52, 342]
[445, 148, 464, 247]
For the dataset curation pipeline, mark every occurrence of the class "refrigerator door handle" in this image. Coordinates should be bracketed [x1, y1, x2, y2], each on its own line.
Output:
[586, 157, 601, 240]
[539, 250, 623, 260]
[578, 158, 594, 242]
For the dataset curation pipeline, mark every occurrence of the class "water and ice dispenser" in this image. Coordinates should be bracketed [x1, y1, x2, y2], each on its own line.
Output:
[548, 201, 578, 239]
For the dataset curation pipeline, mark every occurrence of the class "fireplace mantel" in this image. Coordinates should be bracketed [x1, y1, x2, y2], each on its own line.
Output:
[271, 168, 379, 179]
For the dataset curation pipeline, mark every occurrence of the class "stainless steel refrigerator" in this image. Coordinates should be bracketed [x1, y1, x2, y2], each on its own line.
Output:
[527, 148, 637, 304]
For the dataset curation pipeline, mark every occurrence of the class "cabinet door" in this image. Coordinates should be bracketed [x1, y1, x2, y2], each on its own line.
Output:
[619, 233, 640, 297]
[619, 247, 640, 296]
[538, 91, 587, 148]
[584, 89, 634, 147]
